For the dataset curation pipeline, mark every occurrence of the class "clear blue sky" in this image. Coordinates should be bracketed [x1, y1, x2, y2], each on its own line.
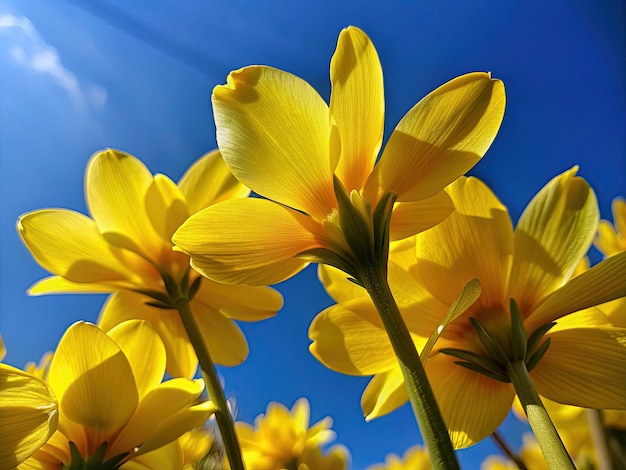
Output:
[1, 1, 624, 468]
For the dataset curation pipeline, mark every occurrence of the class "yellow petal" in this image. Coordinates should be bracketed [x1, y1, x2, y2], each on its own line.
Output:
[527, 252, 626, 329]
[173, 198, 321, 286]
[86, 149, 163, 258]
[361, 367, 408, 420]
[308, 299, 397, 375]
[18, 210, 131, 284]
[98, 291, 198, 379]
[193, 278, 282, 321]
[48, 322, 138, 434]
[330, 26, 384, 191]
[29, 276, 117, 295]
[178, 150, 250, 214]
[318, 264, 367, 303]
[0, 334, 5, 361]
[426, 352, 514, 449]
[109, 379, 215, 457]
[291, 398, 311, 431]
[0, 365, 58, 468]
[365, 72, 505, 202]
[107, 320, 166, 400]
[531, 327, 626, 409]
[389, 190, 455, 241]
[145, 174, 189, 241]
[509, 168, 599, 313]
[120, 440, 183, 470]
[193, 303, 249, 367]
[212, 66, 336, 219]
[415, 177, 513, 308]
[595, 220, 625, 258]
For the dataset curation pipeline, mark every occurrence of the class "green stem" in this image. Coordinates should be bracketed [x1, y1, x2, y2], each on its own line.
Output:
[358, 263, 460, 470]
[506, 360, 574, 470]
[172, 293, 244, 470]
[491, 430, 528, 470]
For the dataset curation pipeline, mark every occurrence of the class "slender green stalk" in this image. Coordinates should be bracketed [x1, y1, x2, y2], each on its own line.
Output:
[507, 360, 574, 470]
[358, 263, 460, 470]
[586, 409, 613, 470]
[171, 292, 244, 470]
[491, 431, 528, 470]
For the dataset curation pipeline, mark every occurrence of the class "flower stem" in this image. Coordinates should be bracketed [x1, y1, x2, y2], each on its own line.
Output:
[172, 294, 244, 470]
[586, 409, 613, 470]
[506, 360, 574, 470]
[491, 430, 528, 470]
[358, 263, 460, 470]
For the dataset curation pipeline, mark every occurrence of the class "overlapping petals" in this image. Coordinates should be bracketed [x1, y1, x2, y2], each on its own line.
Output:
[21, 321, 215, 468]
[19, 149, 283, 376]
[310, 170, 626, 448]
[174, 26, 505, 287]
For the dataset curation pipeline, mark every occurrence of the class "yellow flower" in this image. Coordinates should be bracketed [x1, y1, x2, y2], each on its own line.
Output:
[236, 398, 349, 470]
[18, 149, 283, 378]
[367, 446, 431, 470]
[596, 197, 626, 257]
[20, 320, 216, 469]
[0, 335, 58, 468]
[310, 169, 626, 448]
[173, 26, 505, 286]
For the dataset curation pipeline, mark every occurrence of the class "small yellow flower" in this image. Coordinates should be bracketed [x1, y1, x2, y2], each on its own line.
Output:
[310, 169, 626, 448]
[0, 335, 58, 468]
[18, 149, 283, 378]
[367, 446, 431, 470]
[20, 320, 216, 469]
[596, 197, 626, 257]
[236, 398, 349, 470]
[173, 26, 505, 286]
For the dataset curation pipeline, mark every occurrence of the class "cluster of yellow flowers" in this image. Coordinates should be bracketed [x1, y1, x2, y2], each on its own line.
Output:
[2, 25, 626, 470]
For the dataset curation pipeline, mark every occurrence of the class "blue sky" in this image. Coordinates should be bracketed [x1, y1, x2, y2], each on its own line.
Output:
[0, 0, 624, 468]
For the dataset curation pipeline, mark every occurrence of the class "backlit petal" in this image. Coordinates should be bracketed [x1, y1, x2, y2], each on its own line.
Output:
[330, 26, 384, 191]
[145, 174, 189, 241]
[509, 168, 599, 313]
[527, 252, 626, 329]
[361, 367, 408, 420]
[120, 440, 183, 470]
[365, 73, 505, 202]
[213, 66, 336, 219]
[309, 299, 396, 375]
[0, 365, 58, 468]
[178, 150, 250, 214]
[29, 276, 117, 295]
[389, 190, 454, 241]
[48, 322, 138, 437]
[18, 210, 131, 284]
[318, 264, 367, 303]
[107, 320, 166, 399]
[426, 352, 514, 449]
[193, 278, 282, 321]
[596, 220, 625, 257]
[415, 177, 513, 308]
[532, 328, 626, 409]
[173, 198, 321, 286]
[86, 149, 162, 258]
[98, 291, 198, 379]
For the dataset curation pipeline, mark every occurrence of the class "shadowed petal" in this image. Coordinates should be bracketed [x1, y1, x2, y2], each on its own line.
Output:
[389, 190, 454, 241]
[532, 328, 626, 409]
[145, 174, 189, 241]
[178, 150, 250, 215]
[330, 26, 384, 191]
[120, 440, 183, 470]
[18, 210, 132, 284]
[318, 264, 367, 303]
[29, 276, 116, 295]
[361, 367, 408, 420]
[309, 299, 397, 375]
[415, 177, 513, 308]
[194, 302, 249, 367]
[213, 66, 336, 219]
[365, 73, 505, 202]
[173, 198, 322, 286]
[509, 168, 599, 313]
[426, 352, 514, 449]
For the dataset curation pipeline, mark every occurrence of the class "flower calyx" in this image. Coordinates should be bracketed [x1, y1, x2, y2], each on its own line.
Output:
[133, 268, 202, 309]
[62, 441, 130, 470]
[440, 298, 556, 383]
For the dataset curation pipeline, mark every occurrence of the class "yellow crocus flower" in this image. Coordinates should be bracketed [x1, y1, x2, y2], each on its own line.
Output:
[596, 197, 626, 257]
[367, 446, 432, 470]
[18, 149, 283, 378]
[310, 169, 626, 448]
[173, 26, 505, 286]
[0, 334, 58, 469]
[19, 320, 216, 469]
[235, 398, 349, 470]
